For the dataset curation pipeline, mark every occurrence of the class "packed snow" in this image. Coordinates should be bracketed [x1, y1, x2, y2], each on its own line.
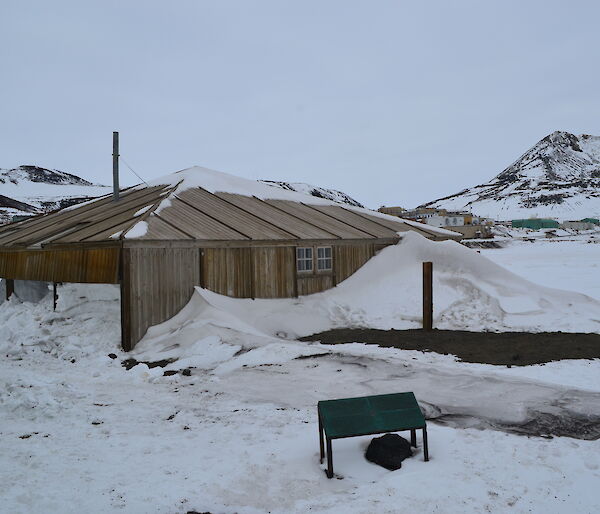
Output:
[1, 234, 600, 513]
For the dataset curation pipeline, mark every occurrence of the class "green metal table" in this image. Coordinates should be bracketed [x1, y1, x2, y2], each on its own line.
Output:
[318, 392, 428, 478]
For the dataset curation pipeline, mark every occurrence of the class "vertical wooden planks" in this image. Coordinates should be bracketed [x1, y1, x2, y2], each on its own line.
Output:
[0, 248, 120, 283]
[333, 244, 375, 284]
[122, 247, 201, 349]
[201, 247, 252, 297]
[423, 261, 433, 331]
[252, 246, 295, 298]
[296, 275, 334, 296]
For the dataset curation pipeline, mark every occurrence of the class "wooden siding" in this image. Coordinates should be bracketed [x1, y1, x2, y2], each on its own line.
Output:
[334, 244, 375, 284]
[201, 247, 253, 297]
[252, 246, 296, 298]
[215, 193, 338, 240]
[309, 206, 399, 239]
[121, 247, 201, 350]
[0, 247, 120, 283]
[178, 189, 295, 240]
[264, 200, 375, 239]
[297, 274, 334, 296]
[0, 186, 169, 247]
[153, 197, 249, 240]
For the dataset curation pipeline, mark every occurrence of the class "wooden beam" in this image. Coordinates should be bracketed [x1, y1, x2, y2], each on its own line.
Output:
[5, 278, 14, 301]
[423, 262, 433, 331]
[120, 248, 132, 351]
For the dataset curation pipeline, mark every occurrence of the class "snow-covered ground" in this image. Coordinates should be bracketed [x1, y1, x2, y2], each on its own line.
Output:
[481, 232, 600, 301]
[1, 234, 600, 513]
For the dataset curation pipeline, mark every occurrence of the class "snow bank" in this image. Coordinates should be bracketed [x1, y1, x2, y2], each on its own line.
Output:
[0, 283, 121, 361]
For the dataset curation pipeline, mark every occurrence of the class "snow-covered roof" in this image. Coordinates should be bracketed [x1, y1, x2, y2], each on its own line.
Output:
[0, 166, 461, 247]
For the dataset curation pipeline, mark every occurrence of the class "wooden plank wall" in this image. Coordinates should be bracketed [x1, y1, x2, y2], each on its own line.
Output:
[121, 243, 379, 349]
[122, 247, 201, 350]
[252, 246, 296, 298]
[202, 248, 252, 297]
[0, 247, 120, 283]
[334, 244, 375, 284]
[201, 246, 295, 298]
[297, 275, 334, 296]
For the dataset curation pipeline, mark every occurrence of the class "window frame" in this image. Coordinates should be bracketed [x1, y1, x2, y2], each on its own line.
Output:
[316, 246, 333, 272]
[296, 246, 314, 273]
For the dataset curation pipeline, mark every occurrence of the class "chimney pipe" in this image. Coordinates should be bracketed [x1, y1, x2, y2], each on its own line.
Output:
[112, 131, 120, 201]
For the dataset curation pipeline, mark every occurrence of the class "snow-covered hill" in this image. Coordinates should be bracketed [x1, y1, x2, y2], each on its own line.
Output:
[420, 131, 600, 221]
[261, 180, 364, 207]
[0, 165, 110, 223]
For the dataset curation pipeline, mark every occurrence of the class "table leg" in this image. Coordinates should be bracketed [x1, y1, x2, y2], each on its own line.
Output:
[318, 411, 324, 464]
[423, 426, 429, 462]
[410, 429, 417, 448]
[326, 437, 333, 478]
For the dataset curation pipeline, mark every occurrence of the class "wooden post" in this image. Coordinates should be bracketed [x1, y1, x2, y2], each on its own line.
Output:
[5, 279, 14, 301]
[113, 131, 120, 201]
[53, 282, 58, 311]
[423, 261, 433, 331]
[120, 248, 132, 351]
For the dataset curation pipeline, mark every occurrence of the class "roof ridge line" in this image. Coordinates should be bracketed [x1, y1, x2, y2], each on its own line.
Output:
[118, 181, 182, 240]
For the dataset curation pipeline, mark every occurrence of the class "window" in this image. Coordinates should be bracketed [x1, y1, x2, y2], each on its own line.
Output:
[317, 246, 332, 271]
[296, 247, 313, 272]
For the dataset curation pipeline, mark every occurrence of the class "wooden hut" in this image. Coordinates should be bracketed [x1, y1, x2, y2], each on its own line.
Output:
[0, 166, 461, 350]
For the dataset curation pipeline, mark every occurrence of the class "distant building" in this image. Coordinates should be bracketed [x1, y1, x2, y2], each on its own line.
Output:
[378, 206, 491, 238]
[561, 220, 597, 231]
[378, 206, 406, 217]
[511, 219, 560, 230]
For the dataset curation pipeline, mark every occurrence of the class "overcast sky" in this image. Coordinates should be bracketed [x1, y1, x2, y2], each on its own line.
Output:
[1, 0, 599, 208]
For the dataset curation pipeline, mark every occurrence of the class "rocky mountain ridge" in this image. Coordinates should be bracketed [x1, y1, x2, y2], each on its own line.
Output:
[0, 165, 111, 223]
[420, 131, 600, 221]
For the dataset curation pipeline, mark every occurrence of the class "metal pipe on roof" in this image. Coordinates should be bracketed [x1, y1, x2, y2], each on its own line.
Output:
[113, 131, 120, 201]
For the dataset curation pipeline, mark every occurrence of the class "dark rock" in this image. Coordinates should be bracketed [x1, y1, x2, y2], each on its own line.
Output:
[163, 370, 178, 376]
[365, 433, 413, 470]
[108, 353, 117, 359]
[182, 368, 192, 376]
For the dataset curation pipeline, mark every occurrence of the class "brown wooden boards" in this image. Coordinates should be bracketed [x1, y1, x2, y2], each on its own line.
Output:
[310, 206, 399, 239]
[202, 247, 253, 297]
[252, 246, 296, 298]
[152, 198, 249, 240]
[334, 244, 375, 284]
[297, 275, 334, 296]
[0, 186, 169, 247]
[177, 189, 295, 240]
[122, 247, 201, 348]
[0, 247, 120, 283]
[214, 193, 338, 240]
[264, 200, 376, 240]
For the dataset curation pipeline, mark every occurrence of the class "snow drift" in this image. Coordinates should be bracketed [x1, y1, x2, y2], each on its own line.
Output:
[134, 232, 600, 363]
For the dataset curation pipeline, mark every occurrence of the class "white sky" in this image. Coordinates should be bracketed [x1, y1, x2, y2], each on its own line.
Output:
[1, 0, 599, 209]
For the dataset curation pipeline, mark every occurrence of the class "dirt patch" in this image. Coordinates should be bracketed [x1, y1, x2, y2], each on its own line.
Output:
[300, 329, 600, 366]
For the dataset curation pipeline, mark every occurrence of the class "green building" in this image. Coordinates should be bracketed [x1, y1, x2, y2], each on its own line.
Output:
[580, 218, 599, 225]
[511, 218, 560, 229]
